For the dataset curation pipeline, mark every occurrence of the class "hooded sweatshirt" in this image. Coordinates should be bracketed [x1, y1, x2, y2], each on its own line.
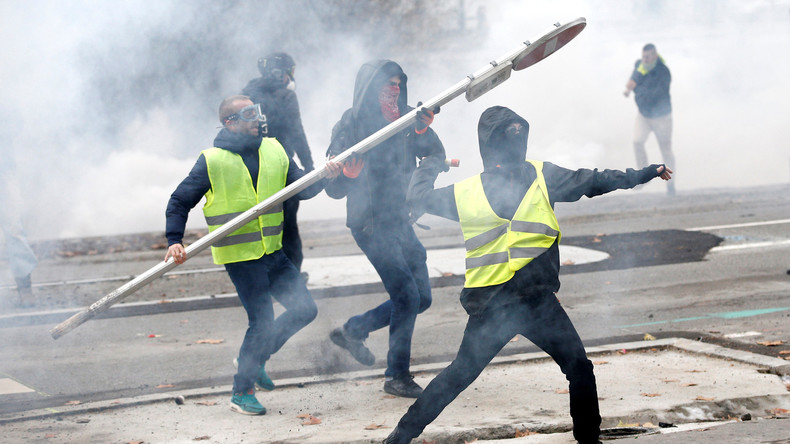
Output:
[325, 60, 444, 230]
[242, 76, 314, 171]
[407, 106, 664, 315]
[165, 129, 324, 246]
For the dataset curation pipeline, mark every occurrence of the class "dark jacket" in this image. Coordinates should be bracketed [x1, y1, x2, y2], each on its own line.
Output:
[630, 58, 672, 118]
[242, 77, 314, 171]
[325, 60, 444, 230]
[165, 129, 324, 246]
[407, 106, 663, 315]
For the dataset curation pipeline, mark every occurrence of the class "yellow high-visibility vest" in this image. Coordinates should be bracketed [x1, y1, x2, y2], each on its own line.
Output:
[454, 160, 561, 288]
[201, 139, 289, 264]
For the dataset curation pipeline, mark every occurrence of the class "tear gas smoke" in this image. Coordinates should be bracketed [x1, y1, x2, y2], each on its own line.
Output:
[1, 0, 788, 241]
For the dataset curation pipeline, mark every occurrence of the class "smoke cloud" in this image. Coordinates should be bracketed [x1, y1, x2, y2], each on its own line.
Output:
[2, 0, 788, 240]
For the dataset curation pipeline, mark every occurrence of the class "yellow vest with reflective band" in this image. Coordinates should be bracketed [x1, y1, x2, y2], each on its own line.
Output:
[201, 139, 289, 265]
[454, 160, 561, 288]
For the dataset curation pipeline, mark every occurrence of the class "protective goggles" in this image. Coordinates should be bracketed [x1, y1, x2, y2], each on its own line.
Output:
[224, 103, 265, 123]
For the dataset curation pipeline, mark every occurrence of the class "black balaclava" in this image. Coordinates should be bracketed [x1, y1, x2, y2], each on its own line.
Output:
[478, 106, 530, 171]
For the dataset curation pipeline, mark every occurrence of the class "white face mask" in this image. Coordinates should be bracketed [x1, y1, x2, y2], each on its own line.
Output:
[286, 79, 296, 91]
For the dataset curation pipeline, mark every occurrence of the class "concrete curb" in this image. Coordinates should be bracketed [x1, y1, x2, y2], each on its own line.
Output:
[3, 337, 787, 426]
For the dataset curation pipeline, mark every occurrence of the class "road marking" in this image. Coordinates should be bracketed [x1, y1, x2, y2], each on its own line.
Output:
[723, 331, 762, 338]
[688, 218, 790, 231]
[0, 378, 35, 395]
[710, 239, 790, 252]
[617, 307, 790, 329]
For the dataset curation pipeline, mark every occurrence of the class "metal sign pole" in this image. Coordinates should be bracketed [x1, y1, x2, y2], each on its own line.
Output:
[51, 17, 587, 340]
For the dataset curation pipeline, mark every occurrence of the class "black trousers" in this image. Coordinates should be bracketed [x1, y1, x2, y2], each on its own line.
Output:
[281, 197, 303, 271]
[396, 291, 601, 443]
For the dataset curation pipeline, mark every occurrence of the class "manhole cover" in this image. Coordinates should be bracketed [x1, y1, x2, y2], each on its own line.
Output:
[600, 426, 660, 439]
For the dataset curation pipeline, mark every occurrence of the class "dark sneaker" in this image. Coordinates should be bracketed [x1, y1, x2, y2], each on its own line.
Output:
[232, 357, 274, 391]
[384, 374, 423, 398]
[383, 426, 412, 444]
[230, 389, 266, 415]
[329, 327, 375, 366]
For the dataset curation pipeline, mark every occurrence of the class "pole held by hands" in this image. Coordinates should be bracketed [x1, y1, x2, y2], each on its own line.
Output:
[50, 17, 587, 340]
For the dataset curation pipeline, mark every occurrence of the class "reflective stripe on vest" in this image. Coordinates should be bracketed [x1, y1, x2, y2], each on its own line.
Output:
[454, 160, 561, 288]
[201, 139, 289, 264]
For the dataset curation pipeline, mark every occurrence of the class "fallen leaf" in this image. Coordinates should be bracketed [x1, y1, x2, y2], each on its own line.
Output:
[110, 400, 120, 404]
[193, 437, 211, 441]
[300, 415, 322, 425]
[642, 422, 657, 428]
[64, 400, 81, 406]
[661, 379, 679, 383]
[157, 299, 173, 304]
[509, 335, 520, 342]
[766, 408, 789, 416]
[554, 388, 569, 394]
[592, 361, 609, 365]
[561, 259, 575, 266]
[681, 383, 698, 387]
[195, 339, 224, 344]
[641, 393, 662, 397]
[515, 428, 536, 437]
[382, 394, 397, 399]
[784, 356, 790, 361]
[296, 413, 311, 418]
[591, 237, 602, 243]
[695, 396, 715, 401]
[643, 333, 656, 341]
[686, 369, 704, 373]
[364, 423, 388, 430]
[196, 401, 217, 406]
[422, 441, 437, 444]
[127, 440, 144, 444]
[617, 349, 628, 355]
[156, 384, 175, 389]
[463, 440, 477, 444]
[441, 272, 453, 277]
[616, 420, 640, 428]
[757, 340, 784, 346]
[45, 434, 57, 438]
[778, 350, 790, 355]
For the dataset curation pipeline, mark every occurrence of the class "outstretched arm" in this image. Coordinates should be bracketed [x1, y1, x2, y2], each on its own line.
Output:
[544, 162, 670, 205]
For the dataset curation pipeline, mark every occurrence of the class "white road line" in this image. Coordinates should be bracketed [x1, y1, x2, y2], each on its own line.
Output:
[0, 378, 35, 395]
[688, 218, 790, 231]
[710, 239, 790, 252]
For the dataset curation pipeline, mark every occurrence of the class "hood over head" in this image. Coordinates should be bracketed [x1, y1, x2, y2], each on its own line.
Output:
[478, 106, 530, 170]
[351, 60, 408, 120]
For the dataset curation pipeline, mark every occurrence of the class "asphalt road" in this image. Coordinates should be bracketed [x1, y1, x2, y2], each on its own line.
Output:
[1, 183, 789, 416]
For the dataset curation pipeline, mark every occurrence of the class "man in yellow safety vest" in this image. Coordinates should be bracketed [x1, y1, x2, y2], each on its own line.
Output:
[383, 106, 672, 444]
[164, 95, 341, 415]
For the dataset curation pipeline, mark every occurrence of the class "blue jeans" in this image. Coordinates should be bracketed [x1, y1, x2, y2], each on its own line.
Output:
[396, 291, 601, 443]
[346, 223, 432, 377]
[226, 250, 317, 393]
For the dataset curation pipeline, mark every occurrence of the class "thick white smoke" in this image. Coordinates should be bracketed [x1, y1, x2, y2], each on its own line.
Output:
[1, 0, 788, 240]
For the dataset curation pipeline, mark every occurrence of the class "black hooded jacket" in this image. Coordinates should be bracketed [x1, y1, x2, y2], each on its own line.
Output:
[241, 77, 314, 171]
[407, 106, 664, 315]
[165, 129, 324, 247]
[325, 60, 444, 230]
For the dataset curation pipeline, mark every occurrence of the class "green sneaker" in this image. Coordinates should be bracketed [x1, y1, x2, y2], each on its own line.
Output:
[230, 389, 266, 415]
[233, 357, 275, 391]
[255, 364, 275, 392]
